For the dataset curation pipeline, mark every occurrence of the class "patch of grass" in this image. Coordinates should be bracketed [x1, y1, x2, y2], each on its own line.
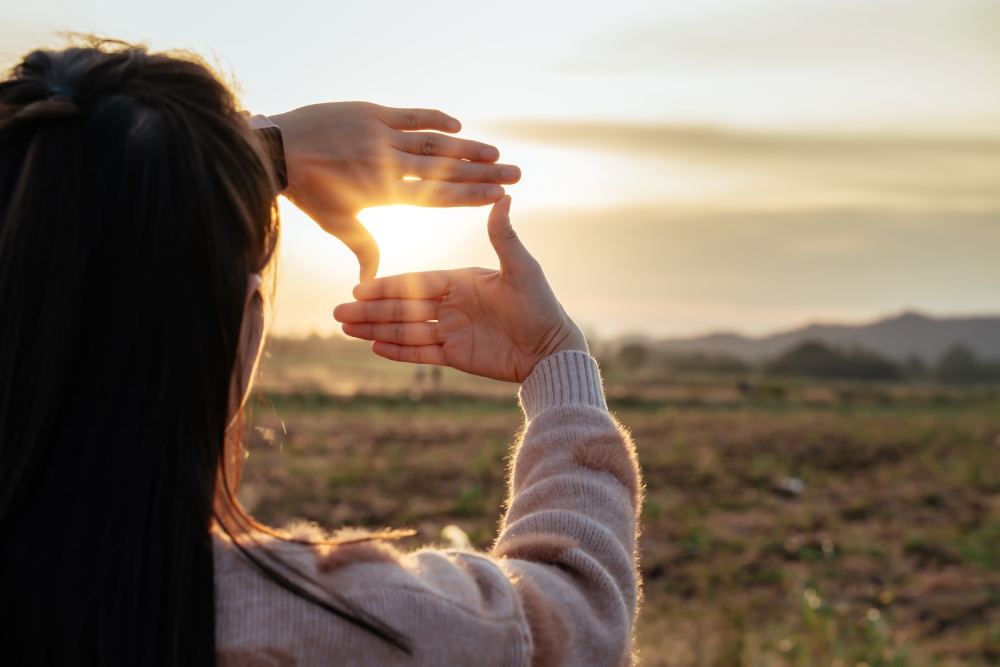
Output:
[958, 520, 1000, 570]
[452, 482, 489, 518]
[326, 465, 365, 491]
[682, 525, 712, 556]
[642, 499, 663, 521]
[744, 586, 910, 667]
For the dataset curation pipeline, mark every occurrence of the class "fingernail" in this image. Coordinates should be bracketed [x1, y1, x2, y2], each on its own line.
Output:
[480, 147, 500, 161]
[486, 186, 504, 200]
[501, 166, 520, 182]
[446, 119, 461, 132]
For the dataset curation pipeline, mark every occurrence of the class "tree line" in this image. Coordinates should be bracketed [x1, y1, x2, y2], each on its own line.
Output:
[610, 340, 1000, 384]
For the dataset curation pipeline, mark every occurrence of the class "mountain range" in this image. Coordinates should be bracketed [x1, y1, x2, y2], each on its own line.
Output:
[616, 312, 1000, 362]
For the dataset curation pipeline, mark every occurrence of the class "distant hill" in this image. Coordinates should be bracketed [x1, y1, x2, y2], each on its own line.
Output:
[622, 312, 1000, 362]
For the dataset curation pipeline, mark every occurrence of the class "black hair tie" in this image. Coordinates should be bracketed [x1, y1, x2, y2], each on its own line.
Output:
[49, 84, 75, 99]
[15, 84, 80, 121]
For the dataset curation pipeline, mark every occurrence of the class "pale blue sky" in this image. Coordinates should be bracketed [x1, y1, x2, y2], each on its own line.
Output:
[3, 0, 998, 336]
[5, 0, 997, 128]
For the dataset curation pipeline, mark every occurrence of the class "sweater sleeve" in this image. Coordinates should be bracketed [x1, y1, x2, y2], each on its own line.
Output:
[215, 350, 641, 666]
[492, 350, 642, 666]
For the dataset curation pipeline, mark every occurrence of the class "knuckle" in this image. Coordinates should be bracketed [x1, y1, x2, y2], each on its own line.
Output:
[440, 161, 462, 181]
[403, 111, 418, 130]
[421, 135, 440, 156]
[430, 186, 451, 206]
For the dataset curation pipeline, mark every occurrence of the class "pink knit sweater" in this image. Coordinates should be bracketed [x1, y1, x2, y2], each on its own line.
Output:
[214, 351, 642, 666]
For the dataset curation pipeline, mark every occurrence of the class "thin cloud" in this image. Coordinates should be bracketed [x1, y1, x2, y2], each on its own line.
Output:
[493, 121, 1000, 209]
[555, 0, 1000, 74]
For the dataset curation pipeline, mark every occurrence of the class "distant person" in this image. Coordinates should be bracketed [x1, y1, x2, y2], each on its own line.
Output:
[414, 364, 427, 387]
[0, 41, 641, 665]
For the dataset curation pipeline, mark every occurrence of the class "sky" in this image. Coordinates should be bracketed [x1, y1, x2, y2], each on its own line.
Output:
[2, 0, 998, 338]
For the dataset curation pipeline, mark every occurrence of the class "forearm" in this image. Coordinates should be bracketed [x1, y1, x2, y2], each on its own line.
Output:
[493, 350, 642, 665]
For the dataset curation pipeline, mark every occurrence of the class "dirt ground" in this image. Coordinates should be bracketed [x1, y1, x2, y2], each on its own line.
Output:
[239, 341, 1000, 666]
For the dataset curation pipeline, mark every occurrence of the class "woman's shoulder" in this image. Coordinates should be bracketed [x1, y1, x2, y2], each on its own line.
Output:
[213, 525, 533, 666]
[213, 522, 407, 590]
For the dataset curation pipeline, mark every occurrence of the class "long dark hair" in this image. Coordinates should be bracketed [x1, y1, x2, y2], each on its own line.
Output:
[0, 40, 406, 665]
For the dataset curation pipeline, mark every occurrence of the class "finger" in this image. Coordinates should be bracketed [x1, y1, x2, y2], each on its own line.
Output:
[371, 341, 448, 366]
[487, 196, 535, 273]
[403, 155, 520, 185]
[352, 271, 454, 301]
[342, 322, 441, 346]
[310, 212, 381, 282]
[333, 299, 440, 324]
[394, 131, 501, 162]
[392, 181, 504, 208]
[377, 107, 461, 133]
[346, 227, 380, 283]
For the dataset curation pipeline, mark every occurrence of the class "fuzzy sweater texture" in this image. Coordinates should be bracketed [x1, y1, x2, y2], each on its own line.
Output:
[214, 351, 642, 666]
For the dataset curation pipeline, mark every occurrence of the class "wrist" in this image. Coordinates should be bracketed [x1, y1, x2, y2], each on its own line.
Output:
[263, 110, 317, 205]
[520, 322, 588, 381]
[247, 114, 288, 192]
[519, 350, 606, 419]
[545, 321, 589, 358]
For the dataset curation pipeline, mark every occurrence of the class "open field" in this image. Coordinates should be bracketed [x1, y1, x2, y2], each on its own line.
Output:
[240, 337, 1000, 666]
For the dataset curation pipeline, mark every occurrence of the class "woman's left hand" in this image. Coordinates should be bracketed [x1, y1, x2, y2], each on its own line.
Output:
[269, 102, 521, 282]
[333, 196, 588, 383]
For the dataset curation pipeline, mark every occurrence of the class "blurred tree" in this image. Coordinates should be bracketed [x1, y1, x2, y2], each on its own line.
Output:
[618, 343, 650, 371]
[934, 344, 1000, 384]
[667, 352, 750, 374]
[767, 340, 900, 381]
[902, 354, 929, 381]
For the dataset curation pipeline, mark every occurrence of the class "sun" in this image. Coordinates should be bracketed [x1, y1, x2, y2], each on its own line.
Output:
[356, 205, 493, 277]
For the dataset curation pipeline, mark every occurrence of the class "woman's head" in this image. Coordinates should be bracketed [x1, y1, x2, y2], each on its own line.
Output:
[0, 40, 279, 664]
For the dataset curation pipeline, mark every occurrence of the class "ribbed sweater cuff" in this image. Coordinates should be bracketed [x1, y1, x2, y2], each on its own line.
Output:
[518, 350, 607, 420]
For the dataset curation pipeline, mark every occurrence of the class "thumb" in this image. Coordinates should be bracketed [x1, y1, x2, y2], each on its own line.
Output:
[355, 243, 380, 283]
[487, 196, 533, 273]
[317, 214, 381, 282]
[340, 221, 380, 283]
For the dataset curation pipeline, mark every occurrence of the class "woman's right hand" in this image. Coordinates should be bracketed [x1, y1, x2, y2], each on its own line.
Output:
[270, 103, 519, 282]
[333, 196, 588, 383]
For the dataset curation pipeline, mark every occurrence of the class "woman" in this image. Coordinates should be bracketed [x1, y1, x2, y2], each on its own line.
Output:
[0, 41, 641, 666]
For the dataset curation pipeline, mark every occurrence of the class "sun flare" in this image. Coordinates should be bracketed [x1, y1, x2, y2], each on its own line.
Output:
[356, 205, 491, 276]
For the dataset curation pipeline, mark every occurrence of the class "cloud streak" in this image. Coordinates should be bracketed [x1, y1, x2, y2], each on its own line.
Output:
[556, 0, 1000, 75]
[494, 121, 1000, 209]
